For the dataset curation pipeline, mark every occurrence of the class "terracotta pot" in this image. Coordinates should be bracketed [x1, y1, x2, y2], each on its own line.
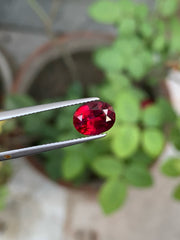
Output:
[12, 32, 171, 193]
[0, 47, 13, 108]
[12, 32, 114, 99]
[12, 32, 114, 192]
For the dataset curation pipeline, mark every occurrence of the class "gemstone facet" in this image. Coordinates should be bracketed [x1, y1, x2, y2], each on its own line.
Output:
[73, 101, 115, 135]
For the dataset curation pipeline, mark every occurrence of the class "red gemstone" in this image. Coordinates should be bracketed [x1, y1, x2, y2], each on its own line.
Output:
[73, 101, 115, 135]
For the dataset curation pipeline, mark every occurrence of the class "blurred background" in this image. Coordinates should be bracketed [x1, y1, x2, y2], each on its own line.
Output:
[1, 0, 180, 240]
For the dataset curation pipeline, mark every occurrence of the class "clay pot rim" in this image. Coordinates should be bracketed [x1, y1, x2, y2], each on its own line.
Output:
[12, 31, 114, 94]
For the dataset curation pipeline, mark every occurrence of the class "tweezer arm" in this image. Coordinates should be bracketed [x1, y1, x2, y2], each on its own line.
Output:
[0, 97, 99, 121]
[0, 134, 106, 161]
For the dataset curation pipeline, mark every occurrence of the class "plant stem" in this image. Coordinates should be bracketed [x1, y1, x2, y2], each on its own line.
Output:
[27, 0, 79, 83]
[50, 0, 61, 23]
[27, 0, 53, 37]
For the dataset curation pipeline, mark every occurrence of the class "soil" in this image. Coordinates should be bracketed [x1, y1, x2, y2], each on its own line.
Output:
[28, 51, 103, 101]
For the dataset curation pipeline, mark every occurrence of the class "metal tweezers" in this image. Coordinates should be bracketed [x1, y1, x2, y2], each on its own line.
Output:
[0, 97, 106, 161]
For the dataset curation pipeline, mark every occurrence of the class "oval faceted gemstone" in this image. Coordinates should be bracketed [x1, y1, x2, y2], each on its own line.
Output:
[73, 101, 115, 135]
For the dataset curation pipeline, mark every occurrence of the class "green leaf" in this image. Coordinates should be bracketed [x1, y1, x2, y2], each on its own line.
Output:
[125, 164, 153, 187]
[0, 163, 12, 185]
[100, 73, 131, 103]
[115, 91, 141, 123]
[118, 18, 136, 35]
[131, 88, 148, 102]
[142, 105, 164, 127]
[128, 58, 147, 80]
[142, 128, 165, 158]
[43, 149, 64, 180]
[5, 94, 36, 110]
[135, 4, 148, 20]
[89, 0, 119, 23]
[173, 184, 180, 201]
[161, 158, 180, 177]
[92, 156, 123, 178]
[111, 124, 140, 158]
[118, 0, 135, 18]
[152, 35, 166, 52]
[62, 152, 85, 180]
[140, 22, 153, 38]
[132, 150, 154, 166]
[2, 119, 16, 133]
[156, 0, 179, 17]
[170, 18, 180, 53]
[99, 178, 127, 214]
[22, 115, 48, 136]
[157, 97, 176, 123]
[94, 48, 125, 71]
[66, 81, 83, 99]
[171, 126, 180, 150]
[0, 186, 8, 210]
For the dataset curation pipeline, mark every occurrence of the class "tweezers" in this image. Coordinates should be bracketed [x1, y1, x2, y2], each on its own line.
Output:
[0, 97, 106, 161]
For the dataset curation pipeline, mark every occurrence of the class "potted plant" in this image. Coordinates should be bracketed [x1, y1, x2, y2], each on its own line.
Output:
[7, 0, 180, 215]
[0, 47, 13, 211]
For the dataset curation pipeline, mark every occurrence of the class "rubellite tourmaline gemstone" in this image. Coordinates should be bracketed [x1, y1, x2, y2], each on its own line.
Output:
[73, 101, 115, 135]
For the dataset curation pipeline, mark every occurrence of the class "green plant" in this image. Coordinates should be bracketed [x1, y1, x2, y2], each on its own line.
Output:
[0, 122, 12, 210]
[88, 0, 180, 213]
[6, 0, 180, 215]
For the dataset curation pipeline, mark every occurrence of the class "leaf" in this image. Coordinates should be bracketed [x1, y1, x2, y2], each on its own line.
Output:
[111, 124, 140, 158]
[92, 156, 123, 178]
[100, 74, 131, 103]
[156, 0, 179, 17]
[173, 184, 180, 201]
[128, 58, 147, 80]
[152, 35, 166, 52]
[132, 150, 154, 166]
[94, 48, 125, 71]
[118, 0, 135, 18]
[170, 126, 180, 150]
[89, 0, 119, 23]
[22, 115, 49, 136]
[118, 18, 136, 35]
[170, 18, 180, 53]
[0, 163, 12, 185]
[4, 94, 36, 110]
[2, 119, 16, 133]
[0, 186, 8, 210]
[142, 105, 164, 127]
[135, 3, 148, 20]
[140, 22, 153, 38]
[142, 128, 165, 158]
[157, 97, 176, 123]
[115, 91, 141, 123]
[99, 178, 127, 214]
[62, 152, 85, 180]
[66, 81, 83, 99]
[161, 158, 180, 177]
[125, 164, 153, 187]
[106, 72, 131, 87]
[43, 149, 64, 180]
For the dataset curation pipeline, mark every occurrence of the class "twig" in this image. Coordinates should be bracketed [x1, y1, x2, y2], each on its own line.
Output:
[27, 0, 79, 83]
[27, 0, 53, 37]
